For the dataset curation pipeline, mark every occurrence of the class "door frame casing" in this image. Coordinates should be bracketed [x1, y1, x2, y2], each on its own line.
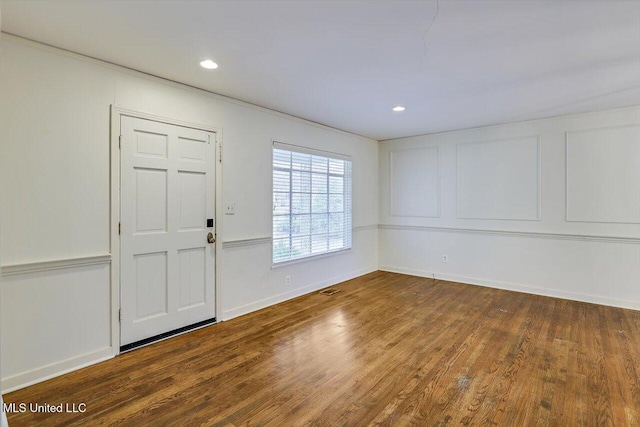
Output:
[109, 105, 223, 355]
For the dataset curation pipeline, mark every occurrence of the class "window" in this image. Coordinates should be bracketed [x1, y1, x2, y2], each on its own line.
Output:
[272, 142, 352, 264]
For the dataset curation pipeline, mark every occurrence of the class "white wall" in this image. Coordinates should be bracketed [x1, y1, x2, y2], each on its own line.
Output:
[379, 107, 640, 310]
[0, 35, 378, 391]
[0, 7, 9, 426]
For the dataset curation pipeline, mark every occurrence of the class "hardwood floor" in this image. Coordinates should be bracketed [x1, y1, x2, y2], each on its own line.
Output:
[5, 271, 640, 426]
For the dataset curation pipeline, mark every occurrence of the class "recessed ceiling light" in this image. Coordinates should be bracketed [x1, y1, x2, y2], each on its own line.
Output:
[392, 106, 405, 112]
[200, 60, 218, 70]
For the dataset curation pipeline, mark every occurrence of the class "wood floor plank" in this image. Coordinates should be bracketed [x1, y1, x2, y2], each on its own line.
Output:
[4, 271, 640, 426]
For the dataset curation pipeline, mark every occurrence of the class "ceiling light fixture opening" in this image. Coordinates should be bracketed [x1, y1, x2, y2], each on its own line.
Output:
[392, 106, 405, 112]
[200, 60, 218, 69]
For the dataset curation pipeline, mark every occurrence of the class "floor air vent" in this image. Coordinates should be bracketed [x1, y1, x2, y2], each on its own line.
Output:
[319, 288, 341, 296]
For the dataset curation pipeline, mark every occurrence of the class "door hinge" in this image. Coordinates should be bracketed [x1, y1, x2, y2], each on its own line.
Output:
[119, 135, 122, 149]
[218, 142, 222, 163]
[119, 222, 122, 235]
[119, 309, 122, 322]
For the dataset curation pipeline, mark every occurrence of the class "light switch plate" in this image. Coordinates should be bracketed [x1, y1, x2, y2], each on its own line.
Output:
[225, 201, 235, 215]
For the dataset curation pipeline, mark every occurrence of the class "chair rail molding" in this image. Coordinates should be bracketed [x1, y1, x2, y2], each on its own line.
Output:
[1, 254, 112, 277]
[378, 224, 640, 245]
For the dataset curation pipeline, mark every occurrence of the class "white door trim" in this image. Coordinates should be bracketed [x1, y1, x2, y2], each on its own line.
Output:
[110, 105, 224, 355]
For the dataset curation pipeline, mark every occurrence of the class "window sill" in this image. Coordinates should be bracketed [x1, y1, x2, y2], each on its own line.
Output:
[271, 247, 352, 269]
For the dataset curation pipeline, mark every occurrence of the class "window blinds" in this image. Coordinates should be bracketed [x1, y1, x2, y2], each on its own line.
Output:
[272, 142, 352, 264]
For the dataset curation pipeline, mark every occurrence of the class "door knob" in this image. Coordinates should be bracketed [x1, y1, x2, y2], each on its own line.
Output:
[207, 232, 215, 244]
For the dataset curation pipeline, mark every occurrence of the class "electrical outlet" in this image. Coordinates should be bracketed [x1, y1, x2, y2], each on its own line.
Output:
[225, 201, 235, 215]
[285, 275, 291, 286]
[442, 254, 448, 263]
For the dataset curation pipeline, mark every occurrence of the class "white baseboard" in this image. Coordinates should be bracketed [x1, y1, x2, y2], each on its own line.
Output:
[2, 347, 113, 393]
[222, 266, 378, 321]
[379, 265, 640, 311]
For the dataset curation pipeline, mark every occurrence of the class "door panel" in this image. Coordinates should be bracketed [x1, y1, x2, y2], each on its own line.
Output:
[134, 130, 168, 158]
[178, 247, 206, 309]
[135, 168, 168, 233]
[178, 171, 206, 230]
[134, 251, 168, 320]
[178, 136, 208, 162]
[120, 116, 216, 346]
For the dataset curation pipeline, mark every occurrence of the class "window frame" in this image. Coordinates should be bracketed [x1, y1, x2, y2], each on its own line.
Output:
[271, 141, 352, 267]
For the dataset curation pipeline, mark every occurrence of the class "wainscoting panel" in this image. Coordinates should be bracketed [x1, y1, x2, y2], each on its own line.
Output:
[390, 147, 440, 218]
[379, 227, 640, 310]
[457, 136, 540, 220]
[1, 258, 112, 392]
[566, 125, 640, 224]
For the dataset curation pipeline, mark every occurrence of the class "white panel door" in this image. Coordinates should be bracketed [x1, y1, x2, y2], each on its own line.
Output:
[120, 116, 216, 346]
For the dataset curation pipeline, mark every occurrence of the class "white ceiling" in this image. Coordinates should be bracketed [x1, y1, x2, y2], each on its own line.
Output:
[1, 0, 639, 140]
